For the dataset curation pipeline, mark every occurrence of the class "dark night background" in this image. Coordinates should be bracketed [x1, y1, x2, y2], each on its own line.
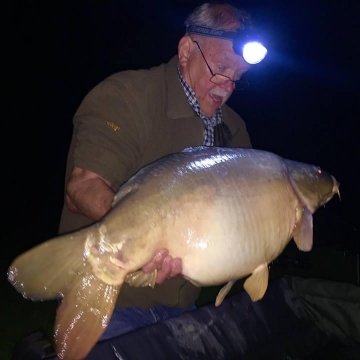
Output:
[2, 2, 360, 358]
[5, 0, 360, 273]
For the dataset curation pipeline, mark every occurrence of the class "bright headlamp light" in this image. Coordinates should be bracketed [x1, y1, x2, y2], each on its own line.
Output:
[185, 25, 267, 65]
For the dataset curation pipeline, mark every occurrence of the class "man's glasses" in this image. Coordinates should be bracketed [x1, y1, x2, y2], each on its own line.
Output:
[193, 41, 249, 90]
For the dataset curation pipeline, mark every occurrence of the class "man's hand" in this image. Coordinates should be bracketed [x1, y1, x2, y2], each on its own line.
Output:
[142, 249, 182, 284]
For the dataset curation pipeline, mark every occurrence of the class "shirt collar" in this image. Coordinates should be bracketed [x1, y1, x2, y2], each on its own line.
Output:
[176, 66, 222, 124]
[165, 56, 195, 119]
[165, 55, 223, 126]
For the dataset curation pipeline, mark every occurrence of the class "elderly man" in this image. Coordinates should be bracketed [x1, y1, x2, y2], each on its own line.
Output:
[59, 2, 263, 340]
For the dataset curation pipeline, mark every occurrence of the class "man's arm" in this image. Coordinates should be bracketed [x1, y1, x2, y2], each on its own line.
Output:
[66, 167, 115, 221]
[65, 167, 182, 283]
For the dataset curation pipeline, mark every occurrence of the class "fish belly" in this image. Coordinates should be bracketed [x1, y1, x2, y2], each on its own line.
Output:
[164, 184, 297, 286]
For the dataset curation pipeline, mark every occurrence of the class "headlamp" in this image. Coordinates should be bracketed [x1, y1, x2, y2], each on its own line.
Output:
[185, 25, 267, 65]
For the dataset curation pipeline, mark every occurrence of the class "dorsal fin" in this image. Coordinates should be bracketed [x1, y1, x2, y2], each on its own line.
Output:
[112, 183, 139, 208]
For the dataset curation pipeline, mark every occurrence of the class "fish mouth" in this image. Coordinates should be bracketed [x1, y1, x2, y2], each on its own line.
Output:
[318, 176, 340, 207]
[332, 176, 341, 201]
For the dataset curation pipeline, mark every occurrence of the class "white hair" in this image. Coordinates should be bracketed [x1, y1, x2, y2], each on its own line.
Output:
[184, 3, 252, 31]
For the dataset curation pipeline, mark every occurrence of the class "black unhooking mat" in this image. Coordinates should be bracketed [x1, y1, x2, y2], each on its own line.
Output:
[13, 276, 360, 360]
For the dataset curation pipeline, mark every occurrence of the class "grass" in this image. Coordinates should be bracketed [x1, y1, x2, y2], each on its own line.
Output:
[2, 245, 358, 360]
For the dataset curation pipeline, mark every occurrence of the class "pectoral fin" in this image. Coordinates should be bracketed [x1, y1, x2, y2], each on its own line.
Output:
[125, 269, 157, 288]
[243, 264, 269, 302]
[293, 207, 313, 251]
[215, 280, 235, 307]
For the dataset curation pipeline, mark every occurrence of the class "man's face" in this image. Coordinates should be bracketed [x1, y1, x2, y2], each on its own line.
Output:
[179, 36, 250, 116]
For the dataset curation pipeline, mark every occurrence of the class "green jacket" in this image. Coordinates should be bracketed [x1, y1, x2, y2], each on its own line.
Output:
[58, 55, 252, 308]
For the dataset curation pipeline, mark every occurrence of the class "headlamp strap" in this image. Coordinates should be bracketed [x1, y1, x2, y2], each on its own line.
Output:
[185, 25, 238, 42]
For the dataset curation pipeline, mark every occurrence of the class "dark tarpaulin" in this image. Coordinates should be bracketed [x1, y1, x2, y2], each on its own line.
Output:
[14, 276, 360, 360]
[81, 276, 360, 359]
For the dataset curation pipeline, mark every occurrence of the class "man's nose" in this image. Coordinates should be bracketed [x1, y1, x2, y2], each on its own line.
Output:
[220, 80, 235, 93]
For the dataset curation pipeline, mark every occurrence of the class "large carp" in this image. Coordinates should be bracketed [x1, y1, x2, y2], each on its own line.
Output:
[8, 146, 339, 360]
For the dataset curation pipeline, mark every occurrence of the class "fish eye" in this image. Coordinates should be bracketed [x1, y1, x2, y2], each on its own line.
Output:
[317, 167, 322, 174]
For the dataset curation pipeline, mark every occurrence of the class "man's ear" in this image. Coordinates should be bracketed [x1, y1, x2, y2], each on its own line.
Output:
[178, 36, 193, 67]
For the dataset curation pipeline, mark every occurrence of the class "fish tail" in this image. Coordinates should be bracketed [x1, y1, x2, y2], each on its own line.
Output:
[54, 264, 121, 360]
[8, 226, 123, 360]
